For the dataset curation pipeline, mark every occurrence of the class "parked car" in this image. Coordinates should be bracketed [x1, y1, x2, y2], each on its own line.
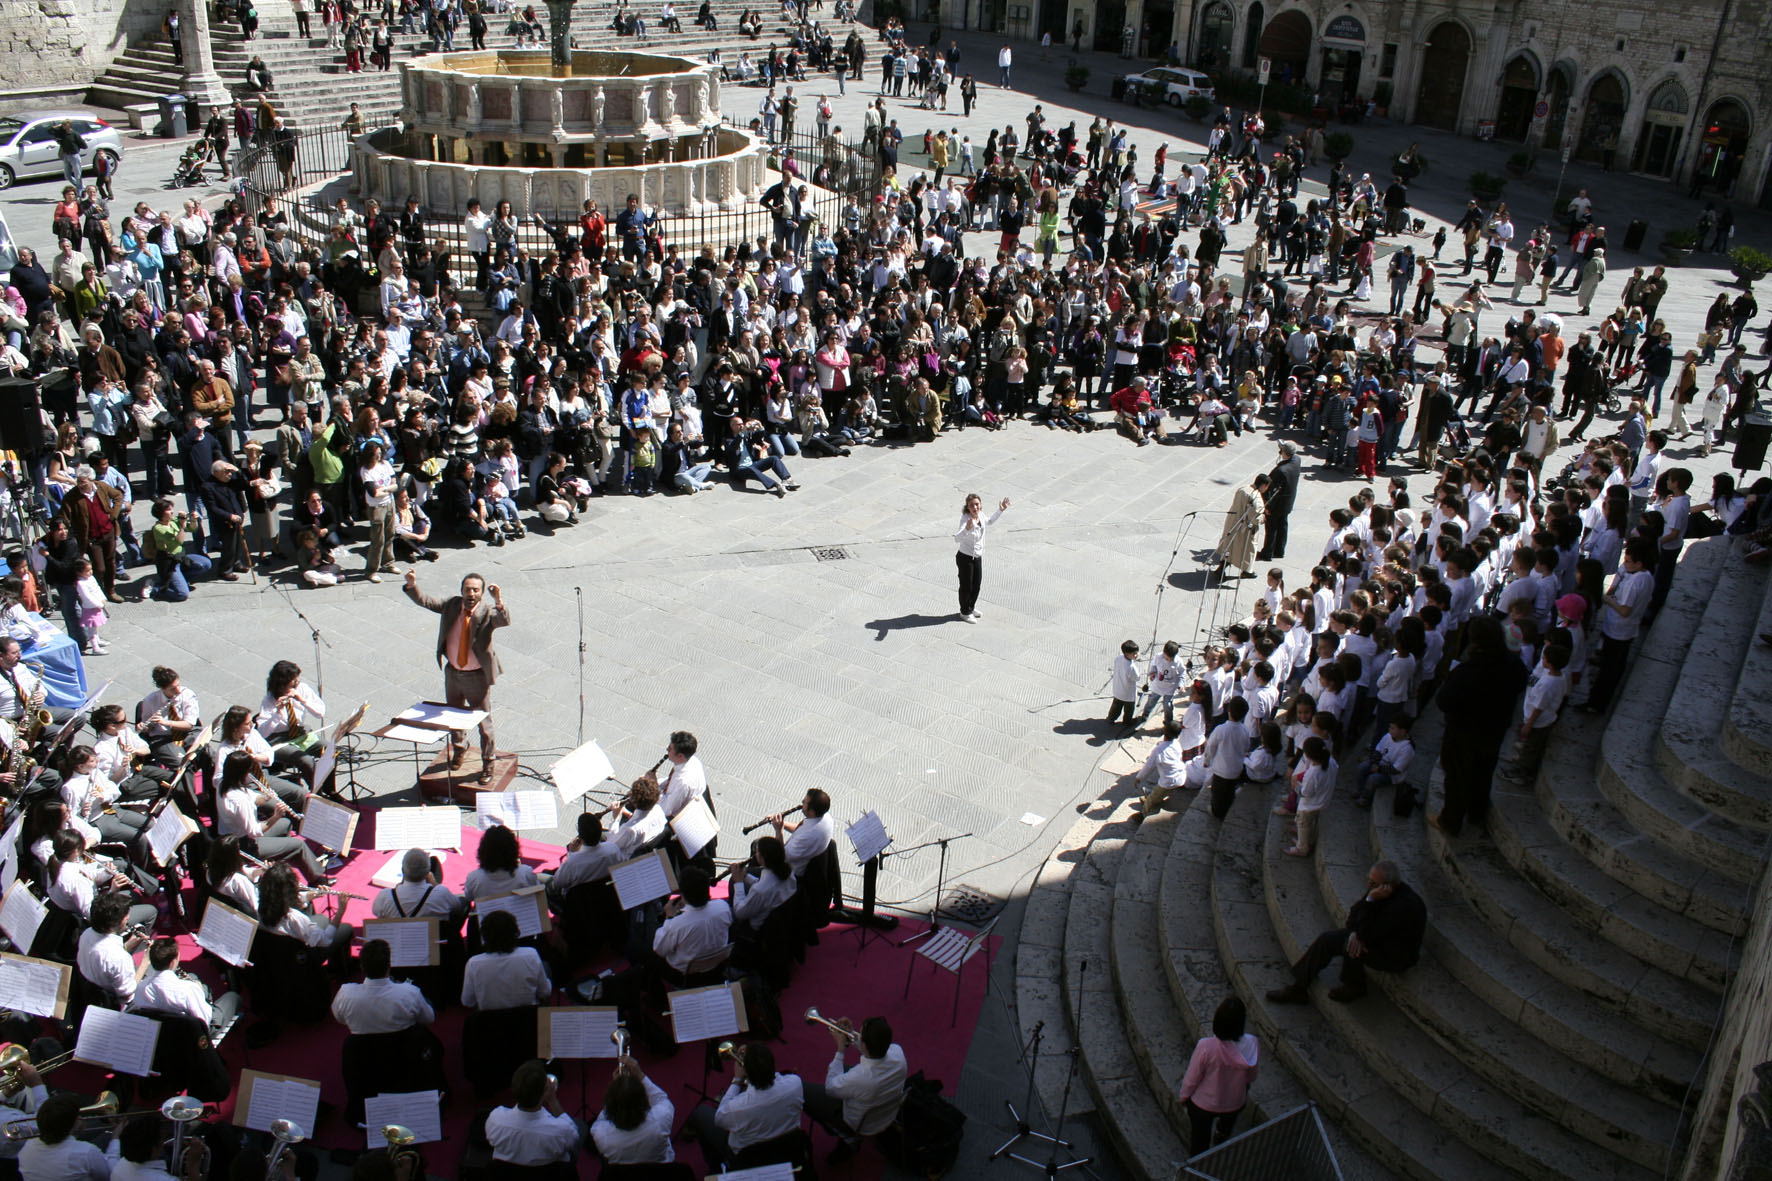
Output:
[1111, 67, 1217, 107]
[0, 111, 123, 189]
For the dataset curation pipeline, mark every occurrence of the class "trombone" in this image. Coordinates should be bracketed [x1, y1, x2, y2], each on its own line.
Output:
[611, 1023, 630, 1058]
[382, 1123, 421, 1169]
[2, 1092, 122, 1141]
[804, 1007, 858, 1046]
[0, 1045, 76, 1097]
[715, 1040, 743, 1066]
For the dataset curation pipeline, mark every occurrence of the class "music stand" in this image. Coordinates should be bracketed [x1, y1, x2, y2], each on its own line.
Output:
[836, 810, 898, 957]
[895, 831, 973, 949]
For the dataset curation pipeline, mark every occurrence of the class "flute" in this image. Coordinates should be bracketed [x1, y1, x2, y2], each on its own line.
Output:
[742, 804, 801, 835]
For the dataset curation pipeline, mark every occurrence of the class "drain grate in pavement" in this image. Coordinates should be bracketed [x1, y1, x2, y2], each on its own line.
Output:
[811, 546, 852, 561]
[939, 884, 1006, 925]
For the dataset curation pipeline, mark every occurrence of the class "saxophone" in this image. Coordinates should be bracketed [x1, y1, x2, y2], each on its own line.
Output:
[20, 663, 50, 747]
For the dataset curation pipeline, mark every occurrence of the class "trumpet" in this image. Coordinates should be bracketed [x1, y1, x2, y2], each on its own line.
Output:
[0, 1045, 76, 1097]
[611, 1023, 630, 1058]
[743, 803, 801, 835]
[162, 1095, 210, 1177]
[804, 1006, 858, 1045]
[382, 1123, 421, 1169]
[266, 1118, 305, 1174]
[715, 1040, 742, 1066]
[2, 1091, 121, 1141]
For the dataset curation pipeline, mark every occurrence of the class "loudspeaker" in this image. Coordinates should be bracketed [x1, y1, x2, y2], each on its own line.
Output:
[1736, 413, 1772, 474]
[0, 375, 45, 458]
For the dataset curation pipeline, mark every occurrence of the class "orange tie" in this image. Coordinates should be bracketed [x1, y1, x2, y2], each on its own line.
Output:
[456, 607, 472, 668]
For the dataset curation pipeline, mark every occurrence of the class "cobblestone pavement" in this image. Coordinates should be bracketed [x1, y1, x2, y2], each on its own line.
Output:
[19, 25, 1765, 1179]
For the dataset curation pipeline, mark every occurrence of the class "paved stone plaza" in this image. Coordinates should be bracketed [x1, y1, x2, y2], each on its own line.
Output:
[7, 24, 1768, 1177]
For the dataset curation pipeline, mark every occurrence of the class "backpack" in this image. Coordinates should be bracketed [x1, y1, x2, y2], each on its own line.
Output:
[878, 1071, 965, 1176]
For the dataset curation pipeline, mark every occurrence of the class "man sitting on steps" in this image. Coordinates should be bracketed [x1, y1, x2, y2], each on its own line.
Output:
[1267, 859, 1426, 1004]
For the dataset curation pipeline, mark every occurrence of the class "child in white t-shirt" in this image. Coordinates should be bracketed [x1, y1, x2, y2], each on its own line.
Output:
[1554, 594, 1588, 699]
[1243, 722, 1283, 783]
[1108, 639, 1141, 728]
[1284, 736, 1337, 857]
[1142, 640, 1184, 727]
[1354, 716, 1415, 809]
[1504, 644, 1568, 781]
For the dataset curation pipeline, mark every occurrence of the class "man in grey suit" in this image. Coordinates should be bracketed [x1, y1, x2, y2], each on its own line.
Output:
[403, 570, 510, 783]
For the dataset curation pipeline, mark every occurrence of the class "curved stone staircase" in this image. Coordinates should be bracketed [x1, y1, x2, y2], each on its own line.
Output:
[1020, 535, 1772, 1179]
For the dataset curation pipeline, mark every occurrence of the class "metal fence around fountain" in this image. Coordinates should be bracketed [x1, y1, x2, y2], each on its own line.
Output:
[237, 116, 881, 291]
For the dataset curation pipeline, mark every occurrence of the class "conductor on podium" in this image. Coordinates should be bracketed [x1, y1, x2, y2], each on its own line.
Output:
[403, 570, 509, 784]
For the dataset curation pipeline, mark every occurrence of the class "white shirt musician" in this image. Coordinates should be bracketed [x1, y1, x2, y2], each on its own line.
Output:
[76, 926, 141, 1007]
[461, 913, 552, 1010]
[590, 1060, 675, 1164]
[331, 942, 435, 1034]
[256, 679, 326, 747]
[485, 1063, 580, 1166]
[0, 1071, 46, 1161]
[687, 1043, 805, 1171]
[91, 727, 151, 788]
[16, 1109, 110, 1181]
[775, 787, 835, 878]
[657, 731, 709, 819]
[0, 640, 46, 725]
[550, 821, 623, 897]
[652, 872, 731, 974]
[130, 939, 242, 1038]
[214, 869, 259, 916]
[373, 849, 467, 922]
[139, 673, 201, 746]
[731, 836, 798, 932]
[804, 1016, 909, 1146]
[59, 773, 119, 827]
[607, 778, 667, 859]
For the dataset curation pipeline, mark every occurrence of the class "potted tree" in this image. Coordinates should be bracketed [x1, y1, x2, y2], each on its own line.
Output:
[1468, 170, 1506, 202]
[1324, 131, 1355, 161]
[1730, 245, 1771, 285]
[1372, 82, 1394, 118]
[1504, 150, 1535, 178]
[1064, 63, 1089, 92]
[1659, 228, 1699, 265]
[1184, 94, 1212, 122]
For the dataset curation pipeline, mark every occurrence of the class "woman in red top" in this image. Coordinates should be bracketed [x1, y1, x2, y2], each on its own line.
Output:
[1177, 996, 1260, 1153]
[579, 199, 607, 258]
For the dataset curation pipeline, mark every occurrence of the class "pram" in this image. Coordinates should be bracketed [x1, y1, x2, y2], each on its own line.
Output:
[171, 139, 213, 187]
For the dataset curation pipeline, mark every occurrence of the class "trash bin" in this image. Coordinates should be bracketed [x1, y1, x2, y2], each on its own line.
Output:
[158, 93, 188, 140]
[1623, 218, 1648, 252]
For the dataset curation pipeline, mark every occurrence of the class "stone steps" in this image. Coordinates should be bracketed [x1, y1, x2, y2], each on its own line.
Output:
[1305, 801, 1684, 1169]
[1208, 799, 1520, 1181]
[1722, 545, 1772, 780]
[89, 45, 188, 114]
[1253, 805, 1664, 1180]
[1145, 785, 1387, 1177]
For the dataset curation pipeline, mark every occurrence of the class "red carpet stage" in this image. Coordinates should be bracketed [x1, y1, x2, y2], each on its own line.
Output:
[48, 808, 995, 1178]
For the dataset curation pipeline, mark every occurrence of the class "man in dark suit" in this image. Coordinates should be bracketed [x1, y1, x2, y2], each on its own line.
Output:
[1257, 440, 1300, 561]
[403, 571, 510, 782]
[1267, 859, 1426, 1003]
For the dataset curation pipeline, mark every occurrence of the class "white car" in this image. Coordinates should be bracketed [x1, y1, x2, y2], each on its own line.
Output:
[1114, 67, 1217, 107]
[0, 111, 124, 190]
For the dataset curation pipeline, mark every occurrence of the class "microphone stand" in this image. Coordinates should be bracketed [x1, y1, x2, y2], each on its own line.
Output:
[1004, 957, 1092, 1175]
[895, 832, 972, 948]
[574, 586, 586, 747]
[990, 1019, 1069, 1162]
[273, 583, 332, 696]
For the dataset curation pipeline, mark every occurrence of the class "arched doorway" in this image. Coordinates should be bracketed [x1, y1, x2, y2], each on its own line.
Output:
[1633, 79, 1687, 177]
[1258, 10, 1311, 88]
[1414, 22, 1471, 131]
[1695, 99, 1752, 194]
[1241, 1, 1265, 70]
[1576, 72, 1628, 166]
[1543, 68, 1573, 146]
[1195, 1, 1234, 70]
[1494, 55, 1538, 141]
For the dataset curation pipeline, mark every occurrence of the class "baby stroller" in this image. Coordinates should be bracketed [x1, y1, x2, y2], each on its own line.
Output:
[171, 139, 213, 187]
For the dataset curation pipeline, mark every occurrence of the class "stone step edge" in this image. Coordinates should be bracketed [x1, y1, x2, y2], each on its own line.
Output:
[1722, 541, 1772, 778]
[1258, 809, 1668, 1180]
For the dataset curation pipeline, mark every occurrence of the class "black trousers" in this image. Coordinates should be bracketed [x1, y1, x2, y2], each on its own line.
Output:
[956, 552, 982, 615]
[1209, 773, 1240, 820]
[1585, 632, 1633, 711]
[1289, 927, 1412, 990]
[1107, 697, 1135, 724]
[1186, 1099, 1242, 1155]
[1258, 510, 1289, 559]
[1436, 737, 1501, 833]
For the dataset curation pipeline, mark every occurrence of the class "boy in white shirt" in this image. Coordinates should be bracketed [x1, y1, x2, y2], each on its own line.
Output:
[1353, 716, 1415, 809]
[1504, 644, 1569, 781]
[1577, 540, 1655, 712]
[1132, 720, 1189, 823]
[1141, 640, 1184, 727]
[1107, 640, 1141, 728]
[1243, 661, 1279, 738]
[1554, 594, 1588, 699]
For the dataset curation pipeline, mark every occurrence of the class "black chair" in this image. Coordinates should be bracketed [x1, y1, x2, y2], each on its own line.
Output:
[145, 1014, 231, 1101]
[343, 1026, 446, 1126]
[732, 1128, 816, 1175]
[797, 841, 841, 943]
[29, 900, 79, 964]
[753, 901, 804, 989]
[599, 1163, 696, 1180]
[246, 930, 330, 1023]
[560, 880, 623, 966]
[461, 1004, 539, 1098]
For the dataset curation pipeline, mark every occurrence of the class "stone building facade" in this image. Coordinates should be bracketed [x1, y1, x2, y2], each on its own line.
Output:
[946, 0, 1772, 206]
[1, 0, 163, 91]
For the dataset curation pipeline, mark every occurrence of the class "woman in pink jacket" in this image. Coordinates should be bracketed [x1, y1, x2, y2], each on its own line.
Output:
[1178, 996, 1260, 1153]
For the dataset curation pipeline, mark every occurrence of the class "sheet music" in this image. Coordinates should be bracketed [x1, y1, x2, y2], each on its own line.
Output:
[550, 739, 615, 805]
[611, 852, 674, 911]
[667, 984, 744, 1043]
[0, 954, 64, 1018]
[474, 790, 558, 831]
[300, 796, 357, 854]
[669, 797, 719, 859]
[312, 743, 338, 797]
[379, 723, 452, 745]
[74, 1007, 160, 1076]
[475, 887, 546, 938]
[846, 810, 891, 864]
[239, 1072, 322, 1134]
[0, 813, 24, 894]
[0, 882, 44, 952]
[145, 806, 197, 867]
[363, 918, 436, 967]
[195, 901, 257, 968]
[542, 1007, 620, 1059]
[333, 701, 372, 740]
[398, 703, 488, 730]
[369, 849, 447, 889]
[363, 1091, 442, 1148]
[374, 806, 462, 850]
[714, 1166, 796, 1181]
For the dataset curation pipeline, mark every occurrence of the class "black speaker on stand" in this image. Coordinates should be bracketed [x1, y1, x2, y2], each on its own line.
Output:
[1735, 412, 1772, 475]
[0, 375, 46, 459]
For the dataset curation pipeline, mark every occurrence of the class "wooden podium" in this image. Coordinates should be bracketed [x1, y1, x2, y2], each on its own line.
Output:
[418, 747, 520, 805]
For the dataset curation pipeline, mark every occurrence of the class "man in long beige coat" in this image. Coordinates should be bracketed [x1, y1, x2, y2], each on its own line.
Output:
[1213, 472, 1268, 578]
